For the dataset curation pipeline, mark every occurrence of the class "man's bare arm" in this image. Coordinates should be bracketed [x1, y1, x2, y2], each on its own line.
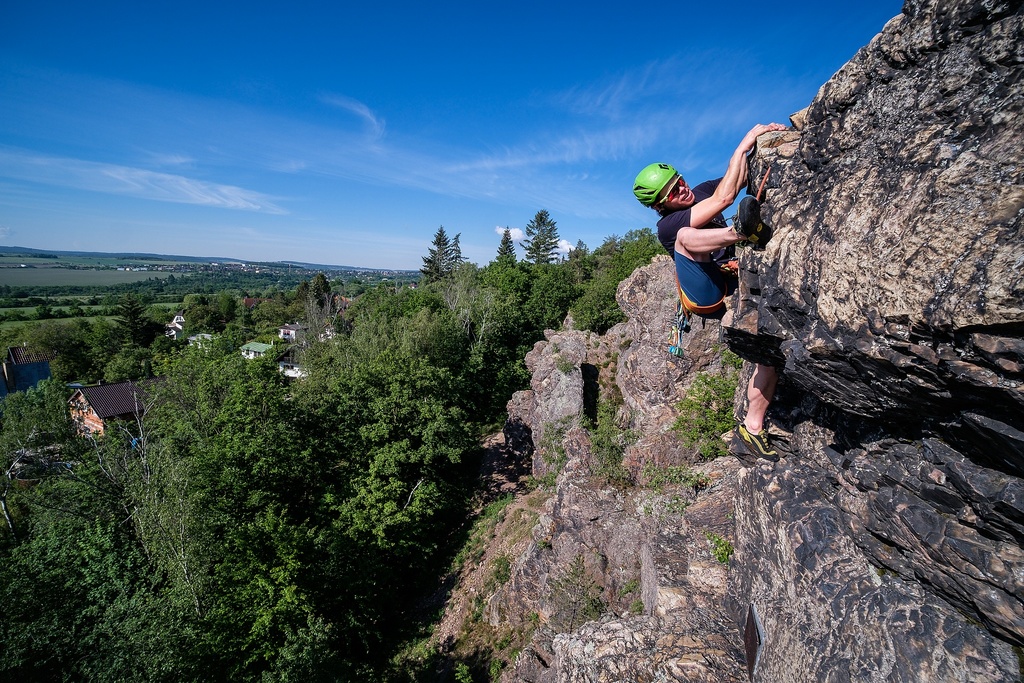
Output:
[687, 122, 787, 229]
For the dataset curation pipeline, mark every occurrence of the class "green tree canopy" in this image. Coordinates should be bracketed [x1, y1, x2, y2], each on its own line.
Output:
[421, 226, 454, 283]
[522, 210, 560, 265]
[115, 293, 159, 348]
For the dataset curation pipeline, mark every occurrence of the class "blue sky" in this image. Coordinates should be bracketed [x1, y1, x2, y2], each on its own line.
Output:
[0, 1, 903, 270]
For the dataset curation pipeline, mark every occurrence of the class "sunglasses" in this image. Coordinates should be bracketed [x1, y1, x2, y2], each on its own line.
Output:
[655, 175, 686, 207]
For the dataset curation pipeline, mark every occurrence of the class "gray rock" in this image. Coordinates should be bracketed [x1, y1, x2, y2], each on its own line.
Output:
[496, 3, 1024, 680]
[723, 0, 1024, 680]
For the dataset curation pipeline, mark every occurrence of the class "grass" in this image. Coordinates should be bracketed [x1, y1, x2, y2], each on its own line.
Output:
[451, 494, 515, 573]
[0, 316, 117, 331]
[587, 399, 634, 485]
[0, 268, 174, 287]
[642, 464, 711, 494]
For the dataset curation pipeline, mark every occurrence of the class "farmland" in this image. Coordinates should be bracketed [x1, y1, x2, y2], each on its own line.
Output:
[0, 267, 175, 287]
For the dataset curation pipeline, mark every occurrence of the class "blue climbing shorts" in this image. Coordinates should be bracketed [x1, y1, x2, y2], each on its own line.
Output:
[674, 249, 737, 317]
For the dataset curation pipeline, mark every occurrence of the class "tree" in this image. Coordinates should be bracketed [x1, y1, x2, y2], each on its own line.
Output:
[310, 273, 331, 307]
[103, 346, 153, 383]
[570, 229, 663, 334]
[567, 240, 592, 286]
[420, 226, 453, 283]
[522, 210, 560, 265]
[495, 228, 517, 266]
[447, 233, 466, 274]
[0, 379, 81, 539]
[215, 292, 237, 323]
[115, 293, 158, 348]
[548, 554, 604, 632]
[523, 264, 580, 334]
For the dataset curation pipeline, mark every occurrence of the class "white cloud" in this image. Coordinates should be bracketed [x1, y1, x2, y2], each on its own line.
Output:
[556, 239, 573, 254]
[494, 226, 525, 241]
[0, 148, 286, 213]
[0, 225, 10, 239]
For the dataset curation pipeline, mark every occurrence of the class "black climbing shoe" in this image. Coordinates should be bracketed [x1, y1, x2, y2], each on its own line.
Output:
[733, 196, 772, 248]
[737, 424, 778, 460]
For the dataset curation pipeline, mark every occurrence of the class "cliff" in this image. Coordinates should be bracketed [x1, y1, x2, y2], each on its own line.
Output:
[723, 0, 1023, 678]
[481, 0, 1023, 680]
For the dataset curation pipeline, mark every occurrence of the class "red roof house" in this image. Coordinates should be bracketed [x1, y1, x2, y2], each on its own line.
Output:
[69, 382, 149, 436]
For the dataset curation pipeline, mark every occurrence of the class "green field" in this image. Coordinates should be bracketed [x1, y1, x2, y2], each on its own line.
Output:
[0, 255, 192, 267]
[0, 267, 175, 287]
[0, 315, 120, 331]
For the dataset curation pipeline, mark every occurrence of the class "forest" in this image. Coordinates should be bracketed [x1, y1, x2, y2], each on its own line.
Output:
[0, 219, 664, 682]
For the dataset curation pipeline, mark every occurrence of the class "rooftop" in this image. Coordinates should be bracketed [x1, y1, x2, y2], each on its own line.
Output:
[75, 382, 148, 420]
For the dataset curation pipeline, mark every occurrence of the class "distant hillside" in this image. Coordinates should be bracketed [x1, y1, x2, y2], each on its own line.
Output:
[0, 246, 407, 273]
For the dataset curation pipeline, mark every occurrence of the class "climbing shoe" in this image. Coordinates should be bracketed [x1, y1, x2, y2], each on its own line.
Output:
[737, 424, 778, 459]
[733, 196, 772, 248]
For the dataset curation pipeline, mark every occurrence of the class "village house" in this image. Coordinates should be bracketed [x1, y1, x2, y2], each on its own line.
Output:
[165, 310, 186, 340]
[68, 381, 148, 437]
[242, 297, 269, 310]
[2, 345, 56, 397]
[188, 333, 214, 347]
[240, 341, 274, 359]
[278, 323, 306, 343]
[276, 347, 306, 379]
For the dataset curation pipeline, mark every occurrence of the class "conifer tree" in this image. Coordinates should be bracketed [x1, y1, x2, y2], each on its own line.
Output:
[446, 233, 466, 274]
[421, 226, 452, 283]
[523, 210, 560, 265]
[495, 228, 517, 265]
[549, 554, 604, 632]
[115, 293, 156, 348]
[567, 239, 591, 285]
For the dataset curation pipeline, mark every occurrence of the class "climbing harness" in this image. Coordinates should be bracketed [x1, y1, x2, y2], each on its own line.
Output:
[668, 273, 727, 357]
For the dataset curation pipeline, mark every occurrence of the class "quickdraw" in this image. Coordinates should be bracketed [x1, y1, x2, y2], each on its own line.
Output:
[668, 300, 690, 358]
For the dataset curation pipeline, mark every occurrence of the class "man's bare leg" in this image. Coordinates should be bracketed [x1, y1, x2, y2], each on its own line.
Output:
[743, 363, 777, 433]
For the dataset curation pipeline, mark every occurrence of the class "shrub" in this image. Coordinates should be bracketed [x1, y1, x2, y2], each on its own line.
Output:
[672, 362, 740, 460]
[641, 464, 711, 494]
[548, 554, 605, 633]
[587, 400, 634, 485]
[705, 532, 734, 565]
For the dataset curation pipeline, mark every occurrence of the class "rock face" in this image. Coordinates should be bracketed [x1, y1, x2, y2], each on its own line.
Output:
[722, 0, 1024, 680]
[494, 260, 749, 682]
[492, 1, 1022, 681]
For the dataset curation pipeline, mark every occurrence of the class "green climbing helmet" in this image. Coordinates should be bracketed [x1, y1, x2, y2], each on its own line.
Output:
[633, 163, 679, 206]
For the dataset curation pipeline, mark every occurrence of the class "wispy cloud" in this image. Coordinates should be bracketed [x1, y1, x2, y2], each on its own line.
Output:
[144, 152, 195, 167]
[0, 148, 287, 213]
[319, 94, 386, 140]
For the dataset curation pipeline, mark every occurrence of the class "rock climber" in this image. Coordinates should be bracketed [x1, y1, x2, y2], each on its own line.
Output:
[632, 122, 787, 458]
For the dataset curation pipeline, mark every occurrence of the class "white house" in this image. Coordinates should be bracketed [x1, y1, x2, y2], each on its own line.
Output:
[165, 311, 186, 340]
[278, 323, 306, 343]
[276, 347, 306, 379]
[240, 341, 274, 359]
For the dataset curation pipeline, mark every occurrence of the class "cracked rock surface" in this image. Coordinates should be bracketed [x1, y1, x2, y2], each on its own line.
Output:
[724, 0, 1023, 680]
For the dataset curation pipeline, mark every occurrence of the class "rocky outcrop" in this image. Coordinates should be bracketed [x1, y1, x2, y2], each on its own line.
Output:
[493, 261, 749, 682]
[723, 0, 1024, 680]
[490, 2, 1022, 681]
